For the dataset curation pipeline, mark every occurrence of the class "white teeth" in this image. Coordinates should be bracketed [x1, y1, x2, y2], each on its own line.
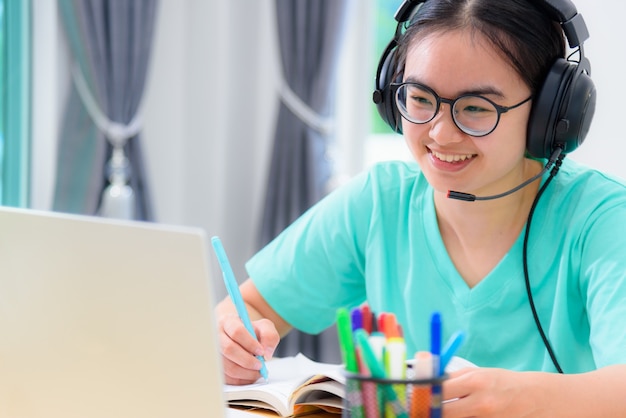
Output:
[431, 150, 474, 162]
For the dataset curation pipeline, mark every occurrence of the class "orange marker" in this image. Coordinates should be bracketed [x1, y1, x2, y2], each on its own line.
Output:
[383, 312, 401, 339]
[410, 351, 432, 418]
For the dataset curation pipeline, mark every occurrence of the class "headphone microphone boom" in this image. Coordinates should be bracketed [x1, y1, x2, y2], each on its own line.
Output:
[447, 148, 563, 202]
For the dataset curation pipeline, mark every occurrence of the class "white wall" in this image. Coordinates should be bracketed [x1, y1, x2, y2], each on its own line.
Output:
[567, 1, 626, 172]
[31, 0, 626, 302]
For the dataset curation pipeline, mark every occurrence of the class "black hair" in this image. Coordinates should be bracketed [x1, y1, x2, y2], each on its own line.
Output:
[395, 0, 566, 94]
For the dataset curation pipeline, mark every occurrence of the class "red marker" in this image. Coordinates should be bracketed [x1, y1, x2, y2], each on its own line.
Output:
[377, 312, 387, 336]
[361, 304, 373, 334]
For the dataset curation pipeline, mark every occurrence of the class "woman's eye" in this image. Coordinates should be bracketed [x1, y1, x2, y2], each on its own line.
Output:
[463, 105, 489, 113]
[411, 95, 434, 107]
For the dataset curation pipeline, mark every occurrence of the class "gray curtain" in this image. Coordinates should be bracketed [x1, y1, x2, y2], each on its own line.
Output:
[53, 0, 158, 220]
[260, 0, 353, 363]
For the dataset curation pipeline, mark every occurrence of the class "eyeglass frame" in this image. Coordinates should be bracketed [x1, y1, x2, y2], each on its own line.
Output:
[391, 82, 533, 137]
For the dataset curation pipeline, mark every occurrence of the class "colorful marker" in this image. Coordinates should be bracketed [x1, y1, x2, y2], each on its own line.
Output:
[336, 308, 364, 418]
[410, 351, 433, 418]
[384, 337, 407, 418]
[355, 329, 408, 418]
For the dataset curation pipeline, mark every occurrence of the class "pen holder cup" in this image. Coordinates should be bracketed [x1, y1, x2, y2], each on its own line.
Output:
[342, 372, 446, 418]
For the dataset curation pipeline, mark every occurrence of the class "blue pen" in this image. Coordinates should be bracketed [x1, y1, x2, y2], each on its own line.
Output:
[430, 312, 442, 418]
[440, 330, 466, 375]
[211, 236, 268, 381]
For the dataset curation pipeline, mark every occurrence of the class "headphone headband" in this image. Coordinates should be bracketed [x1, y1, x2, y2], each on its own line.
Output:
[531, 0, 589, 47]
[393, 0, 589, 43]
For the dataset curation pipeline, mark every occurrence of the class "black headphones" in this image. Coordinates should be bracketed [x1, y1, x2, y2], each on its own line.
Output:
[372, 0, 596, 159]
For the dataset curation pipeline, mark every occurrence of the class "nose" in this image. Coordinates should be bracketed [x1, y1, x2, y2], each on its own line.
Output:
[429, 103, 465, 145]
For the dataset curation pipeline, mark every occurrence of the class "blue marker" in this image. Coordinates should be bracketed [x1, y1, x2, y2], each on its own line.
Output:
[430, 312, 442, 418]
[211, 236, 268, 380]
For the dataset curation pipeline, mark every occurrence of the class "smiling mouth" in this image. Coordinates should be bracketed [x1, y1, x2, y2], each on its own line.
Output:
[430, 149, 477, 163]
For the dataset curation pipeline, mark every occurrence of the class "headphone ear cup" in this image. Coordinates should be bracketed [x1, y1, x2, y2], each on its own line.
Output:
[373, 44, 403, 134]
[527, 58, 596, 158]
[527, 59, 570, 158]
[559, 70, 596, 153]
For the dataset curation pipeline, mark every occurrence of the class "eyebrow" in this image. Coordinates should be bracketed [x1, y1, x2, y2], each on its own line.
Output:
[402, 76, 506, 98]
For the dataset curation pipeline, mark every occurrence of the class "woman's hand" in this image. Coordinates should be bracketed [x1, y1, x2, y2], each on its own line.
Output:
[441, 363, 626, 418]
[217, 312, 280, 385]
[442, 367, 547, 418]
[215, 279, 288, 385]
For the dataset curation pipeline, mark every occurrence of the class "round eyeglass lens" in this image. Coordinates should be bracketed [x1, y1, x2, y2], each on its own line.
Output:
[452, 96, 499, 136]
[395, 83, 438, 124]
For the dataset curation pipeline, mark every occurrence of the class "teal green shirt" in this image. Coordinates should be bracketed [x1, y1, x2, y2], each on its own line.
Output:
[246, 158, 626, 373]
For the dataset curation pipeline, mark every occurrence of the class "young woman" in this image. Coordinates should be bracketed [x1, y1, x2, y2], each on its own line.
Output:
[217, 0, 626, 415]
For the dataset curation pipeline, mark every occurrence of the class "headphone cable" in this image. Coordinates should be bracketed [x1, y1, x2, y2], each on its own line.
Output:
[522, 149, 565, 374]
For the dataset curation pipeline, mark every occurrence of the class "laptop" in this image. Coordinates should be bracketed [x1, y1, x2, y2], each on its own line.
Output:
[0, 206, 250, 418]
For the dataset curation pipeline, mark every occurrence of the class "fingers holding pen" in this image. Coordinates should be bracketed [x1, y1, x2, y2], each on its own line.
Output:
[219, 314, 279, 385]
[222, 354, 264, 385]
[222, 316, 278, 361]
[253, 317, 280, 360]
[219, 314, 263, 384]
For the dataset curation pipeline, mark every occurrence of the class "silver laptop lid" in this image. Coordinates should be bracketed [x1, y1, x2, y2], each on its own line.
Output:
[0, 206, 226, 418]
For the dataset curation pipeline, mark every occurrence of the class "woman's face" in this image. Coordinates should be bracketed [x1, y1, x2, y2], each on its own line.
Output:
[401, 29, 533, 198]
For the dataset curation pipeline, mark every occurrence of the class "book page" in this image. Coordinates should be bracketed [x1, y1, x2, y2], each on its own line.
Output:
[289, 368, 345, 413]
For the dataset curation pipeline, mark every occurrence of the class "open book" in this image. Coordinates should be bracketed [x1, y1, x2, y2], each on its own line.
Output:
[224, 354, 345, 417]
[224, 353, 476, 417]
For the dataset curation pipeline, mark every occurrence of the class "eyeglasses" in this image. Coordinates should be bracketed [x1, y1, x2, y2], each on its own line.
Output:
[392, 82, 532, 137]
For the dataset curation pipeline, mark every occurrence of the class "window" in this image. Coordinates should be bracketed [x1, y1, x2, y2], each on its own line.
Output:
[365, 0, 411, 167]
[0, 1, 5, 200]
[0, 0, 31, 207]
[371, 0, 403, 135]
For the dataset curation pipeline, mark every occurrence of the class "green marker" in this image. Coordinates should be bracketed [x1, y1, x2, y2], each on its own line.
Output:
[336, 308, 358, 372]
